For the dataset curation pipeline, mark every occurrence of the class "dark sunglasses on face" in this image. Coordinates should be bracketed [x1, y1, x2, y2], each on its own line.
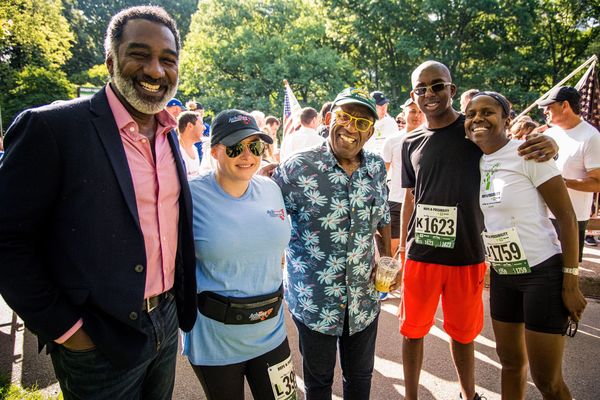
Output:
[413, 82, 452, 96]
[225, 141, 266, 158]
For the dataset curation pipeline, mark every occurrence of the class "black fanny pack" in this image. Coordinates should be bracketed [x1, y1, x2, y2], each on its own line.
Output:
[197, 285, 283, 325]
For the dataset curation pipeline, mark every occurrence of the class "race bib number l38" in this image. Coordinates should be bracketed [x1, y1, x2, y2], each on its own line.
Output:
[268, 355, 297, 399]
[415, 204, 457, 249]
[482, 227, 531, 275]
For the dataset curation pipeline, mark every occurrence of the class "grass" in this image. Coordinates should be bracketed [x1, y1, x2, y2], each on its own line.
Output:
[0, 375, 62, 400]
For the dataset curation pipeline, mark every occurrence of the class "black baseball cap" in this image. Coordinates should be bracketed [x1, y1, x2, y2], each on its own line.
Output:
[537, 86, 580, 107]
[370, 91, 390, 106]
[210, 109, 273, 147]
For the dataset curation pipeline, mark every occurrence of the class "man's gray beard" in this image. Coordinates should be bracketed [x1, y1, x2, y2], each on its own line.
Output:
[111, 54, 178, 115]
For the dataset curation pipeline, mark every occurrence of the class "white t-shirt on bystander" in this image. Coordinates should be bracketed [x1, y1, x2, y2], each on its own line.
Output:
[279, 126, 324, 162]
[545, 120, 600, 221]
[364, 114, 398, 156]
[381, 129, 406, 203]
[179, 144, 201, 180]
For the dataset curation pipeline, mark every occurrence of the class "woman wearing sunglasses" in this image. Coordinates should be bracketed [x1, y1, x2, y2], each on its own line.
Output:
[181, 109, 295, 399]
[464, 92, 586, 399]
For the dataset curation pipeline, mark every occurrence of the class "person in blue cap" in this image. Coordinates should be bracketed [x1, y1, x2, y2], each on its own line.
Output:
[165, 98, 185, 118]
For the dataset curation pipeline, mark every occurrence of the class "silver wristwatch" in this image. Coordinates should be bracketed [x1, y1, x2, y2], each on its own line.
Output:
[562, 267, 579, 275]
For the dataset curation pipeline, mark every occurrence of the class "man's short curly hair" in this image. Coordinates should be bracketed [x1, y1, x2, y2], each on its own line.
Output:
[104, 6, 180, 59]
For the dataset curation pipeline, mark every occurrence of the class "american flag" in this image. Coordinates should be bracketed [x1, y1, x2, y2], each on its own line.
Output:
[576, 60, 599, 131]
[282, 79, 301, 137]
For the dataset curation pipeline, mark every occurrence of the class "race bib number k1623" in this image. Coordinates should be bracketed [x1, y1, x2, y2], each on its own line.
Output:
[415, 204, 457, 249]
[268, 355, 297, 399]
[482, 227, 531, 275]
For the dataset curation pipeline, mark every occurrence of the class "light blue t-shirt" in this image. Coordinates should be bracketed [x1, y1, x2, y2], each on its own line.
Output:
[182, 172, 291, 365]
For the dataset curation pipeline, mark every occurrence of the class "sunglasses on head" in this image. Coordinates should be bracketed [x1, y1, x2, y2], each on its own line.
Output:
[224, 141, 266, 158]
[334, 110, 374, 133]
[413, 82, 452, 96]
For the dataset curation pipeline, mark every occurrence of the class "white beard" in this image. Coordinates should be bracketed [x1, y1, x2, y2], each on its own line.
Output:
[111, 54, 178, 115]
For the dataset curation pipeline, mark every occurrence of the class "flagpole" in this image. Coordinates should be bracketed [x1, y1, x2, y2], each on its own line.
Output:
[282, 79, 289, 139]
[516, 54, 598, 120]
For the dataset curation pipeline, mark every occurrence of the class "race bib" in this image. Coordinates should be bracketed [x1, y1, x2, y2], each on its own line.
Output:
[415, 204, 457, 248]
[482, 227, 531, 275]
[268, 355, 297, 400]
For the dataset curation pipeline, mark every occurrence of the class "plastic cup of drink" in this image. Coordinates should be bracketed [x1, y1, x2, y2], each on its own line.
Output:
[374, 256, 401, 293]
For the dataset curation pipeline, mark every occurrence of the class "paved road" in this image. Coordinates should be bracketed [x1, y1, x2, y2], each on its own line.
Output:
[2, 289, 599, 399]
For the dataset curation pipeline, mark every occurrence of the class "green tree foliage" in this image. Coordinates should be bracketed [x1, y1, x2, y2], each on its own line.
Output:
[179, 0, 354, 115]
[2, 0, 597, 129]
[4, 66, 75, 124]
[325, 0, 598, 112]
[1, 0, 73, 69]
[1, 0, 74, 128]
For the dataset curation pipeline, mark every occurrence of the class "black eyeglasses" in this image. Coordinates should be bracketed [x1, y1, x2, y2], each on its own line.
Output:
[225, 141, 265, 158]
[413, 82, 452, 96]
[564, 319, 578, 338]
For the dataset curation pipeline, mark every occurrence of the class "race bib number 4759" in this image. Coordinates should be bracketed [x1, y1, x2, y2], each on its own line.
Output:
[415, 204, 457, 249]
[268, 355, 297, 400]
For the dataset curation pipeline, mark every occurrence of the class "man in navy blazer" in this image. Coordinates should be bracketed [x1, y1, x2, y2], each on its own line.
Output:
[0, 6, 196, 399]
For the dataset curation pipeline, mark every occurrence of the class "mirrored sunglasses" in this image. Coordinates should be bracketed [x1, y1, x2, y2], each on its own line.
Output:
[413, 82, 452, 96]
[225, 141, 266, 158]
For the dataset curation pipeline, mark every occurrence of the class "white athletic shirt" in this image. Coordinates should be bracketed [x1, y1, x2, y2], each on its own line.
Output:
[179, 143, 201, 180]
[545, 120, 600, 221]
[479, 140, 562, 267]
[364, 113, 398, 156]
[381, 129, 406, 203]
[279, 126, 324, 162]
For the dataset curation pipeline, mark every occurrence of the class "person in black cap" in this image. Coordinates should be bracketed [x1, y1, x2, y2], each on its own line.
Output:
[364, 90, 399, 155]
[272, 88, 392, 399]
[182, 109, 296, 400]
[538, 86, 600, 256]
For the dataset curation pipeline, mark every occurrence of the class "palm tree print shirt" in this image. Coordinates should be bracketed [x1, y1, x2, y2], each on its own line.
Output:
[273, 142, 390, 336]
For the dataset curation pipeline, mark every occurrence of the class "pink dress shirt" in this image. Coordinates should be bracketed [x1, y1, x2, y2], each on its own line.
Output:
[56, 85, 180, 343]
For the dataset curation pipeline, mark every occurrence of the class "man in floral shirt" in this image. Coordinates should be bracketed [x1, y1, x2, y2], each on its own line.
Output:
[272, 87, 391, 400]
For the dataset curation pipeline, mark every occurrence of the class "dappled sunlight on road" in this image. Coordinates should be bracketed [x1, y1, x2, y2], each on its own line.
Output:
[379, 300, 502, 398]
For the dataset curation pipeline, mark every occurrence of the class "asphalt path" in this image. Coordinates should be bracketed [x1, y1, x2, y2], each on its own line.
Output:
[2, 289, 599, 399]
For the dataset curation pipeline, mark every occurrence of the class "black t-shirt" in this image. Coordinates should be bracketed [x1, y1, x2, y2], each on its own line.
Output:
[401, 114, 485, 265]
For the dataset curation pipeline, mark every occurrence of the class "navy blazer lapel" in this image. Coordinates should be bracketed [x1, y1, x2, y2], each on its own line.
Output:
[167, 129, 193, 217]
[167, 129, 187, 187]
[89, 88, 141, 231]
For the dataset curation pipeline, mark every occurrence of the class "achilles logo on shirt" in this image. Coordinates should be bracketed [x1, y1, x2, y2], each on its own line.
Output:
[267, 208, 285, 220]
[249, 307, 274, 321]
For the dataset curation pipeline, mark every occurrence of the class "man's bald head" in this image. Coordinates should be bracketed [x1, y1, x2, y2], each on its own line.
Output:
[411, 61, 452, 87]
